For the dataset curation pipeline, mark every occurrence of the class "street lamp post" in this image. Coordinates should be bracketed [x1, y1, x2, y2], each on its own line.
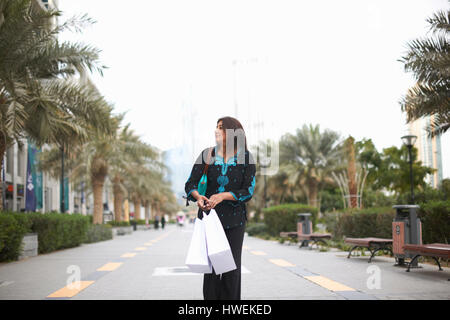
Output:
[60, 144, 65, 213]
[401, 135, 417, 204]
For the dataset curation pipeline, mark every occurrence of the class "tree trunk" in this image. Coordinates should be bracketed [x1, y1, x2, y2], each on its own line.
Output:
[134, 197, 141, 221]
[113, 176, 123, 222]
[144, 200, 150, 225]
[307, 179, 319, 208]
[92, 177, 105, 224]
[156, 202, 160, 220]
[150, 203, 155, 220]
[123, 199, 129, 222]
[346, 137, 358, 208]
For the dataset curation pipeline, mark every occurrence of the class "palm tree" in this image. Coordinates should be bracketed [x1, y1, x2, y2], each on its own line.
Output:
[399, 9, 450, 137]
[125, 157, 169, 222]
[39, 115, 119, 223]
[331, 139, 370, 210]
[0, 0, 110, 209]
[345, 136, 358, 208]
[108, 125, 160, 221]
[39, 119, 167, 224]
[279, 124, 341, 210]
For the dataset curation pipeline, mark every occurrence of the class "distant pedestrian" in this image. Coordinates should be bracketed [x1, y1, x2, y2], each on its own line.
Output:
[154, 215, 160, 229]
[184, 116, 256, 300]
[161, 215, 166, 229]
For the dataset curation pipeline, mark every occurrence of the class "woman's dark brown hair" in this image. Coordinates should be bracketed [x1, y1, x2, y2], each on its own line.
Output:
[216, 116, 248, 157]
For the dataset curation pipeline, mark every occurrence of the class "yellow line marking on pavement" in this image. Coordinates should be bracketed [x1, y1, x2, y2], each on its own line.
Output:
[144, 242, 153, 246]
[121, 253, 137, 258]
[251, 251, 267, 256]
[243, 246, 250, 250]
[304, 276, 355, 292]
[47, 281, 94, 298]
[134, 247, 147, 251]
[269, 259, 295, 267]
[97, 262, 123, 271]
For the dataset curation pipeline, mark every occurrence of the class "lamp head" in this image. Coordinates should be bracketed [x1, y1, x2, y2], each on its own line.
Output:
[401, 135, 417, 147]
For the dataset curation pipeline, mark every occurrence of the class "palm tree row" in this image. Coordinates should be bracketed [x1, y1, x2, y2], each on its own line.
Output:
[0, 0, 178, 221]
[249, 124, 344, 215]
[0, 0, 114, 209]
[250, 123, 436, 216]
[38, 120, 175, 225]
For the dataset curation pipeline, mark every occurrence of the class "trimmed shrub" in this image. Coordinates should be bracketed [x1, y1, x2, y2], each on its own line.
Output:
[84, 224, 113, 243]
[418, 200, 449, 244]
[107, 220, 131, 227]
[0, 212, 32, 261]
[246, 222, 267, 236]
[27, 212, 90, 254]
[333, 207, 396, 240]
[262, 203, 319, 236]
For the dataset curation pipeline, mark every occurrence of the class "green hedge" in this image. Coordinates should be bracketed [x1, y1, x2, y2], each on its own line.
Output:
[1, 211, 92, 261]
[330, 207, 396, 240]
[246, 222, 267, 236]
[107, 220, 131, 227]
[28, 212, 90, 254]
[325, 202, 449, 244]
[262, 203, 319, 236]
[0, 212, 32, 261]
[418, 200, 449, 244]
[85, 224, 113, 243]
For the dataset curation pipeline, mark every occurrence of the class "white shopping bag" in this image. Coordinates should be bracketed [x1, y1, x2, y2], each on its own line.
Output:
[185, 217, 212, 273]
[203, 209, 237, 275]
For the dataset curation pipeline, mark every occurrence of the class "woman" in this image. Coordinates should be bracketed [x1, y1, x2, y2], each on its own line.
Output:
[184, 116, 256, 300]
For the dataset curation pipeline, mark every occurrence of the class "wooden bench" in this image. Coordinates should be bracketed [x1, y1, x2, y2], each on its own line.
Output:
[403, 243, 450, 274]
[279, 232, 331, 249]
[345, 237, 393, 263]
[279, 231, 298, 240]
[297, 233, 332, 249]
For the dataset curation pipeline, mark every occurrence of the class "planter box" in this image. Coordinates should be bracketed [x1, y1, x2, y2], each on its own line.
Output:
[112, 226, 133, 238]
[136, 225, 152, 231]
[19, 233, 38, 260]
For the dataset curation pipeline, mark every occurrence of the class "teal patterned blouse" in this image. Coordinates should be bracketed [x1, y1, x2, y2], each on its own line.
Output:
[185, 146, 256, 229]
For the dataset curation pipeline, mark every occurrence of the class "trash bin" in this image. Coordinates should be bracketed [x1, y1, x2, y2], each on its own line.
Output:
[392, 205, 422, 267]
[297, 213, 313, 248]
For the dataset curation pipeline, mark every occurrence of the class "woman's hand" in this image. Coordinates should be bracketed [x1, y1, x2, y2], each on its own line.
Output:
[196, 195, 210, 211]
[207, 193, 225, 209]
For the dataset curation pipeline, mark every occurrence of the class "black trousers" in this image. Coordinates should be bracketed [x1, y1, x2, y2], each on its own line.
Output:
[203, 224, 245, 300]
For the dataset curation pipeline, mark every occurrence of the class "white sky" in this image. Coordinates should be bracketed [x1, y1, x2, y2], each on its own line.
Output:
[58, 0, 449, 178]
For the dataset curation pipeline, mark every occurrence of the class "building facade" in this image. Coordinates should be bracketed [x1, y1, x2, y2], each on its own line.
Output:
[409, 115, 444, 188]
[2, 140, 116, 216]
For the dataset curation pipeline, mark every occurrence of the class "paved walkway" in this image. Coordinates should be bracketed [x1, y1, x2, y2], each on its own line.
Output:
[0, 223, 448, 300]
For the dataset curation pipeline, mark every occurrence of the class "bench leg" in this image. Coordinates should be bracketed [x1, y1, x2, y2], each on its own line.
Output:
[368, 247, 378, 263]
[313, 240, 320, 250]
[431, 256, 443, 271]
[347, 246, 360, 259]
[368, 246, 392, 263]
[315, 239, 328, 250]
[387, 247, 394, 257]
[298, 240, 309, 248]
[407, 254, 421, 272]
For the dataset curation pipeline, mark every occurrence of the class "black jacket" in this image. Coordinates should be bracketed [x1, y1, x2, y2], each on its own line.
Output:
[185, 146, 256, 230]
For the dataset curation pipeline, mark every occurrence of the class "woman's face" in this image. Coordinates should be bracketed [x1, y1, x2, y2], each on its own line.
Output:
[215, 121, 224, 145]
